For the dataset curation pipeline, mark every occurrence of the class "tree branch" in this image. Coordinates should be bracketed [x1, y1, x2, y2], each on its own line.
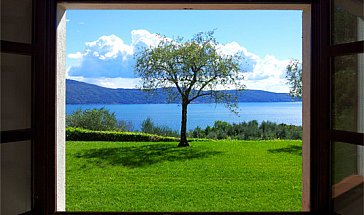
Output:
[186, 68, 198, 95]
[189, 91, 213, 102]
[191, 75, 218, 98]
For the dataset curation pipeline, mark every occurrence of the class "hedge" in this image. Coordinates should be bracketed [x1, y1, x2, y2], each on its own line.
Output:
[66, 127, 178, 142]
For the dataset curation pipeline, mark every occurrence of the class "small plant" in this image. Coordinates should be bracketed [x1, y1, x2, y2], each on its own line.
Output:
[141, 117, 179, 137]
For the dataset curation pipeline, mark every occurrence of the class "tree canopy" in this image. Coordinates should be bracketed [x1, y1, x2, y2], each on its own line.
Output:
[285, 59, 302, 99]
[135, 31, 245, 146]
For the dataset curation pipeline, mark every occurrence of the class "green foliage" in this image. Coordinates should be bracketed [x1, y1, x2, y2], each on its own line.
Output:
[66, 140, 302, 211]
[117, 120, 134, 132]
[285, 59, 302, 99]
[135, 30, 246, 145]
[189, 126, 205, 138]
[66, 127, 177, 142]
[141, 117, 179, 137]
[66, 108, 118, 131]
[134, 30, 245, 107]
[189, 120, 302, 140]
[66, 108, 133, 132]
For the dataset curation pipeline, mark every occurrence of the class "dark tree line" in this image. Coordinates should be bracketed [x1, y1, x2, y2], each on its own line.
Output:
[189, 120, 302, 140]
[66, 108, 302, 140]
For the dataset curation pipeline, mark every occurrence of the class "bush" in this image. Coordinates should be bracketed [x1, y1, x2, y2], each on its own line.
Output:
[66, 108, 118, 131]
[117, 120, 134, 132]
[189, 126, 205, 138]
[141, 117, 179, 137]
[188, 120, 302, 140]
[66, 108, 134, 132]
[66, 127, 178, 142]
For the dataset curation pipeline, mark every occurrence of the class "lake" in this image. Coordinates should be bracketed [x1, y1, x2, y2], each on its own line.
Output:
[66, 102, 302, 131]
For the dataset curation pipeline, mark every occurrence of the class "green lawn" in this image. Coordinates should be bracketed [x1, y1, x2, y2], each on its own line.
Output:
[66, 140, 302, 212]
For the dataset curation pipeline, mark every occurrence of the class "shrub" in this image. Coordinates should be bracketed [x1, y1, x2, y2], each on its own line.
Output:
[188, 120, 302, 140]
[66, 108, 134, 132]
[117, 120, 134, 132]
[66, 108, 118, 131]
[141, 117, 179, 137]
[188, 126, 205, 138]
[66, 127, 178, 142]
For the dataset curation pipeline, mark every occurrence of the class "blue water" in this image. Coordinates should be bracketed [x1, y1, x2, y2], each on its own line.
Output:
[66, 102, 302, 131]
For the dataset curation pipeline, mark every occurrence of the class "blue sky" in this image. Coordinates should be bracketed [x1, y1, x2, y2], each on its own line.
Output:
[66, 10, 302, 92]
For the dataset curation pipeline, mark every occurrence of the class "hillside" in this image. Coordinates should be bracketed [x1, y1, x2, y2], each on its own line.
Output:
[66, 79, 301, 104]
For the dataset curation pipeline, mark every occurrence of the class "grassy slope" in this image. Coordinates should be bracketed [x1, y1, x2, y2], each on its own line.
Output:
[66, 140, 302, 212]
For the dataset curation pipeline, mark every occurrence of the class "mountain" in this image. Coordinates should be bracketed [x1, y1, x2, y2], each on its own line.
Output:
[66, 79, 301, 104]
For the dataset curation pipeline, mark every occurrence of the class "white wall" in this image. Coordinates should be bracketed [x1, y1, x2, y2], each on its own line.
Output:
[56, 6, 67, 212]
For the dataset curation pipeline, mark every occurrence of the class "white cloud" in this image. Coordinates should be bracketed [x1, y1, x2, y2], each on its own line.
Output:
[96, 78, 142, 89]
[217, 42, 258, 61]
[66, 19, 70, 22]
[67, 52, 83, 59]
[216, 41, 258, 73]
[68, 76, 141, 89]
[215, 43, 290, 92]
[85, 34, 133, 60]
[131, 29, 164, 48]
[68, 35, 133, 78]
[67, 30, 166, 79]
[67, 29, 292, 93]
[242, 55, 290, 92]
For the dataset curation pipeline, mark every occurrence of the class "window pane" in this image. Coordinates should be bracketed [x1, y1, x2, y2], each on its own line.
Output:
[0, 0, 32, 43]
[332, 141, 363, 215]
[1, 141, 32, 214]
[332, 0, 364, 45]
[331, 54, 364, 133]
[1, 53, 32, 131]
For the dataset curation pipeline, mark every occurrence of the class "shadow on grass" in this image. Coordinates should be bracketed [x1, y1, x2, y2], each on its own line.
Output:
[74, 143, 222, 168]
[268, 145, 302, 156]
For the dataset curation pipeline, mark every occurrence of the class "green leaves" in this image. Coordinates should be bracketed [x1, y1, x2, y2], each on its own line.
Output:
[285, 59, 302, 99]
[66, 127, 177, 142]
[134, 31, 246, 145]
[66, 108, 118, 131]
[134, 30, 245, 106]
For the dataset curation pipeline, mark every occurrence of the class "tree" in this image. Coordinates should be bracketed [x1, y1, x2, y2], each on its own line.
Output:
[135, 31, 245, 147]
[285, 59, 302, 99]
[66, 108, 118, 131]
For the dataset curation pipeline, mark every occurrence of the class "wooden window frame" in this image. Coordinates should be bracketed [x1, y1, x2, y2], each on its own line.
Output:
[32, 0, 339, 214]
[0, 0, 37, 214]
[328, 1, 364, 214]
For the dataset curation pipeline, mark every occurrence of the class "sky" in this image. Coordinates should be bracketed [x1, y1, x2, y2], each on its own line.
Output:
[66, 10, 302, 93]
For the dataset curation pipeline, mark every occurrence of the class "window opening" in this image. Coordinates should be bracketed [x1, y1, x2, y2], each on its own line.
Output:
[56, 4, 311, 212]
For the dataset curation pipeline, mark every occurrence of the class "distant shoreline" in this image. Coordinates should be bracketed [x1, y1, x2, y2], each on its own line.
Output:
[66, 79, 302, 105]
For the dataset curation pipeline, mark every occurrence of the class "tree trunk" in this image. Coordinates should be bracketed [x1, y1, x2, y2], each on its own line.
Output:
[178, 101, 189, 147]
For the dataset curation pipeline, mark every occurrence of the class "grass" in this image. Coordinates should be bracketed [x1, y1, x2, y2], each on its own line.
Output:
[66, 140, 302, 212]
